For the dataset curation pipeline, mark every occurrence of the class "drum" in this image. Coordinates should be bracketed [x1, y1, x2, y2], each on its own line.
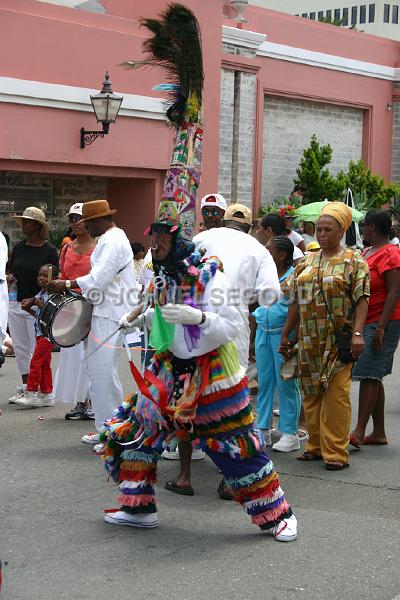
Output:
[39, 292, 93, 347]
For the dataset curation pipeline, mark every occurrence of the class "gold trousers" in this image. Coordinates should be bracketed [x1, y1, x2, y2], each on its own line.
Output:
[303, 363, 352, 464]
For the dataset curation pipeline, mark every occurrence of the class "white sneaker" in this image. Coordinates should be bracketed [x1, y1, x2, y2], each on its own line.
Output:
[161, 446, 206, 460]
[9, 386, 26, 404]
[81, 432, 100, 445]
[15, 391, 54, 409]
[272, 433, 300, 452]
[39, 393, 55, 407]
[104, 510, 159, 528]
[273, 515, 298, 542]
[93, 442, 105, 455]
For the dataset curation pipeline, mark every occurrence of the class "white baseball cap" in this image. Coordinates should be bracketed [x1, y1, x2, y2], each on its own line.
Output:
[67, 203, 83, 216]
[201, 194, 227, 211]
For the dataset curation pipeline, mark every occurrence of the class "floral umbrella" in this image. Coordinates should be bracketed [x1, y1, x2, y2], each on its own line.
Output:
[294, 200, 364, 223]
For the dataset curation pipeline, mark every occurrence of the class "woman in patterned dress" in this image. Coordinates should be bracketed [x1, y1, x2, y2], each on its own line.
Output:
[280, 202, 370, 470]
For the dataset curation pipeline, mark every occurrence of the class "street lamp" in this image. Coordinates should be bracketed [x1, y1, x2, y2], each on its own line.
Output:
[231, 0, 248, 22]
[80, 71, 123, 149]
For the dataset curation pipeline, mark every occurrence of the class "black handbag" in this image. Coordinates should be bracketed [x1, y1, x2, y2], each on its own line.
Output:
[318, 255, 355, 364]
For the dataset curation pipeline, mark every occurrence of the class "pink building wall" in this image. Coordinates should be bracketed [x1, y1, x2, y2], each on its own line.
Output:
[0, 0, 399, 230]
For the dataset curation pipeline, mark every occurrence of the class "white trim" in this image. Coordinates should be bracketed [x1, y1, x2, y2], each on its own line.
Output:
[222, 25, 267, 50]
[0, 77, 166, 120]
[222, 26, 399, 81]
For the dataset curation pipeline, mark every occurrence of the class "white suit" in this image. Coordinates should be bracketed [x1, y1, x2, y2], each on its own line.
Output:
[77, 227, 139, 429]
[193, 227, 280, 368]
[0, 232, 8, 350]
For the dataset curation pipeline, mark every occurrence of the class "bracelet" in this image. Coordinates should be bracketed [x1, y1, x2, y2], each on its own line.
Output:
[200, 312, 206, 325]
[352, 332, 363, 337]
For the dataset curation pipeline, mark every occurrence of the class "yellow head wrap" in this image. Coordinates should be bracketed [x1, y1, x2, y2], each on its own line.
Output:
[320, 202, 352, 231]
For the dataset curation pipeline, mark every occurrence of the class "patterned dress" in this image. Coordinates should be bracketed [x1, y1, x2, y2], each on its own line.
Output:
[285, 249, 370, 396]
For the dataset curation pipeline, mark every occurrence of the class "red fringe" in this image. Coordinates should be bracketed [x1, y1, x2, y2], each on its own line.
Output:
[119, 469, 157, 484]
[251, 501, 290, 525]
[234, 479, 280, 504]
[117, 494, 156, 507]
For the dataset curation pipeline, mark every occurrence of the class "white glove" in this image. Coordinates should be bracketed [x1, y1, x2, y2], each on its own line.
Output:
[161, 303, 203, 325]
[119, 312, 145, 332]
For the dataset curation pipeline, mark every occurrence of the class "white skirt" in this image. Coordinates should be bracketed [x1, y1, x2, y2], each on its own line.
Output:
[53, 343, 90, 404]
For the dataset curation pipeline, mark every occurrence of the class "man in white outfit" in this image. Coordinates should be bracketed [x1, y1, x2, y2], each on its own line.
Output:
[48, 200, 139, 443]
[165, 202, 281, 496]
[0, 231, 9, 367]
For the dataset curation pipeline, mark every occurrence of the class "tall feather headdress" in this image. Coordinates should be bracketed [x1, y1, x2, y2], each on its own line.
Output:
[122, 3, 204, 238]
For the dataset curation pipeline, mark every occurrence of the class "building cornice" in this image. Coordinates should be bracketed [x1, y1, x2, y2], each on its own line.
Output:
[0, 77, 166, 120]
[222, 26, 399, 81]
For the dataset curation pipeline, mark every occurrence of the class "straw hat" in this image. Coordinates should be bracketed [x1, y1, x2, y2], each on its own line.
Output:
[13, 207, 49, 239]
[81, 200, 117, 221]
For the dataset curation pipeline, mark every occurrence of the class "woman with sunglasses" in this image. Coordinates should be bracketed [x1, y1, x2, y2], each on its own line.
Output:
[53, 203, 96, 420]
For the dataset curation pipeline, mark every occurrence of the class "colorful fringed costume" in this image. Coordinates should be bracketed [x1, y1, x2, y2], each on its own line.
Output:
[101, 254, 292, 530]
[101, 3, 295, 536]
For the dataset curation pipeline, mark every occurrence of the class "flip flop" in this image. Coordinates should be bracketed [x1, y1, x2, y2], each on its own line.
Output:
[165, 480, 194, 496]
[349, 433, 363, 449]
[297, 451, 322, 461]
[325, 461, 349, 470]
[362, 435, 388, 445]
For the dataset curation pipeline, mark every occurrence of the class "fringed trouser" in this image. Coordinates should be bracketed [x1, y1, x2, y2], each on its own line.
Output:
[104, 376, 292, 529]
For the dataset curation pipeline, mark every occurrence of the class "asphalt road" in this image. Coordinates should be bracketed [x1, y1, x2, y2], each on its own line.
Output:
[1, 348, 400, 600]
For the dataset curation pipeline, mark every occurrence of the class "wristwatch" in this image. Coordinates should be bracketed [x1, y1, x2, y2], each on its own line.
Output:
[65, 280, 71, 290]
[352, 331, 363, 336]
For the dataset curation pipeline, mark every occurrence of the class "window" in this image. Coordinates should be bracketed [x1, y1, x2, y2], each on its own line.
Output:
[384, 3, 390, 21]
[369, 3, 375, 21]
[326, 9, 332, 19]
[393, 4, 399, 22]
[301, 12, 308, 17]
[342, 7, 349, 24]
[310, 11, 316, 19]
[351, 5, 358, 24]
[360, 4, 366, 22]
[334, 8, 341, 20]
[318, 10, 324, 20]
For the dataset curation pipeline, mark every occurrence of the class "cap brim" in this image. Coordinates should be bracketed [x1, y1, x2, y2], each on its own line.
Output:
[81, 209, 117, 221]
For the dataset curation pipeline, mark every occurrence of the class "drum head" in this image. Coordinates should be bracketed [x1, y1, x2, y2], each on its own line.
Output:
[51, 297, 93, 347]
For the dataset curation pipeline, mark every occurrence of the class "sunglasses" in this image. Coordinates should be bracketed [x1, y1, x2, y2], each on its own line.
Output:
[69, 214, 81, 223]
[202, 208, 221, 217]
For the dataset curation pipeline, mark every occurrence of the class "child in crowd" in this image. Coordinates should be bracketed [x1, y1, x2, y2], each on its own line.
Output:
[15, 264, 58, 409]
[250, 236, 302, 452]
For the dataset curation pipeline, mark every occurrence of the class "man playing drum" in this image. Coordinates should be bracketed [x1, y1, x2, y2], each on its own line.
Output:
[48, 200, 139, 445]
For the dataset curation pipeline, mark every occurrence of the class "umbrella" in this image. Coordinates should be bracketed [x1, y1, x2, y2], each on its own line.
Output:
[294, 200, 364, 223]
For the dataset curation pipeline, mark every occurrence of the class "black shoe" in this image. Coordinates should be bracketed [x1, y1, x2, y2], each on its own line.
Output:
[0, 349, 4, 368]
[217, 479, 234, 501]
[65, 403, 86, 420]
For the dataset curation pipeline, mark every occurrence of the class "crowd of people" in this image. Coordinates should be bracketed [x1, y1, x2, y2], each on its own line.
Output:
[1, 192, 400, 541]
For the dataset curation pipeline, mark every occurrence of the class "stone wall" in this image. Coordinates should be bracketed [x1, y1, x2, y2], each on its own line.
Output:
[391, 102, 400, 184]
[262, 95, 364, 204]
[0, 172, 108, 249]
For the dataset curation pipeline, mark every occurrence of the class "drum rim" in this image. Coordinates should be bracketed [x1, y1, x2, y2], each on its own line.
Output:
[39, 292, 93, 347]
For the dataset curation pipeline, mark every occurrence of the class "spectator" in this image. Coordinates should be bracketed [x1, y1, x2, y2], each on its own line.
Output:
[256, 213, 305, 263]
[250, 236, 301, 451]
[131, 242, 145, 283]
[301, 221, 316, 247]
[351, 210, 400, 447]
[14, 264, 59, 408]
[281, 202, 370, 470]
[53, 203, 96, 420]
[7, 208, 59, 403]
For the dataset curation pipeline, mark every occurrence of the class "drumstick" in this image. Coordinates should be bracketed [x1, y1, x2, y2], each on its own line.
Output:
[48, 266, 52, 283]
[125, 303, 145, 324]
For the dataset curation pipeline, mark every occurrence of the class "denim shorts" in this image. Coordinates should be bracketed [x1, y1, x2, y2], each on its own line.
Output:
[352, 319, 400, 381]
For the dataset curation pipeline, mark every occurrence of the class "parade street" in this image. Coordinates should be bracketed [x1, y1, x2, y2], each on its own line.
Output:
[1, 350, 399, 600]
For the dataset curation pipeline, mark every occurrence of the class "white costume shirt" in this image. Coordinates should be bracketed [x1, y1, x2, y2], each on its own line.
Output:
[168, 269, 241, 360]
[77, 226, 139, 323]
[139, 249, 154, 292]
[0, 232, 8, 345]
[193, 227, 281, 368]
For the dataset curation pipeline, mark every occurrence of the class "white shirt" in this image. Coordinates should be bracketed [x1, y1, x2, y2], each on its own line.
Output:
[289, 230, 304, 247]
[193, 227, 281, 367]
[293, 246, 304, 261]
[77, 226, 139, 322]
[0, 232, 7, 282]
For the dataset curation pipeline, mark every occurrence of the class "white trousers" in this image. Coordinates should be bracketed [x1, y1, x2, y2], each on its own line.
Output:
[0, 280, 9, 346]
[53, 344, 90, 405]
[85, 316, 124, 431]
[8, 301, 36, 375]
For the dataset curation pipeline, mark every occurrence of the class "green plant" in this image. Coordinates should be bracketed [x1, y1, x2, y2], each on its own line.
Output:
[336, 160, 400, 207]
[48, 226, 68, 250]
[294, 134, 345, 204]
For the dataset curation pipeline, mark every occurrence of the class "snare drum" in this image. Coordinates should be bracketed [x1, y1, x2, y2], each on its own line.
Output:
[39, 292, 93, 347]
